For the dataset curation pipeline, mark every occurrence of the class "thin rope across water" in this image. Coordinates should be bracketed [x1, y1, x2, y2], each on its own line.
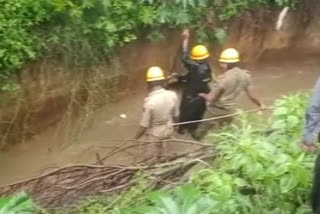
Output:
[170, 107, 274, 126]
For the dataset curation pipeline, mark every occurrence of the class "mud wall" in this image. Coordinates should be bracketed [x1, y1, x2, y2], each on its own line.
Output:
[226, 0, 320, 63]
[0, 31, 186, 147]
[2, 2, 320, 147]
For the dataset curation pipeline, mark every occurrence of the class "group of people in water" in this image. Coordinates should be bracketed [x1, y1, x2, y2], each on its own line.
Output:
[133, 29, 320, 214]
[134, 29, 265, 145]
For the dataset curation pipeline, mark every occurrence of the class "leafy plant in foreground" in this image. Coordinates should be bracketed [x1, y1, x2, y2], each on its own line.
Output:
[58, 94, 314, 214]
[193, 94, 314, 213]
[270, 93, 309, 135]
[114, 185, 215, 214]
[0, 192, 37, 214]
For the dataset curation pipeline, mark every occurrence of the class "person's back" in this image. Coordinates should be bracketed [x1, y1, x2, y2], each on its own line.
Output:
[182, 61, 211, 97]
[193, 48, 265, 140]
[145, 89, 178, 126]
[213, 67, 251, 110]
[135, 66, 179, 159]
[142, 89, 179, 139]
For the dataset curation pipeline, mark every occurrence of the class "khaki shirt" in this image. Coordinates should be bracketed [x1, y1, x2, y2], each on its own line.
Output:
[140, 88, 179, 139]
[211, 67, 251, 110]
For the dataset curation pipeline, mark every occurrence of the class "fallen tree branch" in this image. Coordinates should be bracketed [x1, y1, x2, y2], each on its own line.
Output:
[99, 138, 211, 162]
[109, 138, 211, 147]
[100, 183, 131, 193]
[0, 140, 215, 208]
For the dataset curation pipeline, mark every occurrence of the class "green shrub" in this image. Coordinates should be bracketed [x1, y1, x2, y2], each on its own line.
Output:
[0, 192, 37, 214]
[105, 94, 314, 214]
[0, 0, 298, 89]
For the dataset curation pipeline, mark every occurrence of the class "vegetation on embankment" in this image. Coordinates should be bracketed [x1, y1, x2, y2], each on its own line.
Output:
[0, 94, 316, 214]
[1, 0, 298, 88]
[0, 0, 304, 148]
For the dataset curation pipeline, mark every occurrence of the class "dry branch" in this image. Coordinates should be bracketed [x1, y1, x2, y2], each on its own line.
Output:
[0, 139, 214, 208]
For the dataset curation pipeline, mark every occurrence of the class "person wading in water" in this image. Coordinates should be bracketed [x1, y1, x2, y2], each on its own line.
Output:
[193, 48, 265, 139]
[135, 66, 179, 158]
[177, 29, 213, 139]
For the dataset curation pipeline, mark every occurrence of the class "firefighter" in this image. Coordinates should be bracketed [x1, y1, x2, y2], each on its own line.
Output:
[194, 48, 265, 139]
[177, 29, 213, 136]
[135, 66, 179, 158]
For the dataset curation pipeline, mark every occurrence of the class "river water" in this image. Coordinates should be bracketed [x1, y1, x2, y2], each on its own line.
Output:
[0, 50, 319, 186]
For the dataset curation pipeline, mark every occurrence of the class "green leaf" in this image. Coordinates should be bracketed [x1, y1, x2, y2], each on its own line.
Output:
[176, 185, 201, 205]
[287, 115, 299, 127]
[174, 9, 191, 25]
[280, 175, 298, 194]
[0, 192, 35, 214]
[234, 178, 248, 187]
[274, 107, 288, 116]
[0, 198, 10, 209]
[158, 196, 180, 214]
[271, 120, 286, 129]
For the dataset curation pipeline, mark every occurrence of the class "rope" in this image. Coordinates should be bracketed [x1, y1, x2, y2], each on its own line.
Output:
[170, 107, 274, 126]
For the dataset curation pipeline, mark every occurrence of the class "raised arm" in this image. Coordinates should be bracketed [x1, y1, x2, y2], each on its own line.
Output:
[180, 29, 197, 68]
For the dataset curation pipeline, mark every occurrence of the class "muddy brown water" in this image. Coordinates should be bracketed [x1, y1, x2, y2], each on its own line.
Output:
[0, 51, 319, 186]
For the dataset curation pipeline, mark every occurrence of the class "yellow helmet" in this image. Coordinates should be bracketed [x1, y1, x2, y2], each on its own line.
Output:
[190, 45, 210, 60]
[219, 48, 240, 63]
[146, 66, 165, 82]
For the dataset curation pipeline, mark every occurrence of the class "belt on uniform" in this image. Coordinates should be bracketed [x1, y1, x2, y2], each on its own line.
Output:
[151, 122, 171, 127]
[185, 95, 204, 103]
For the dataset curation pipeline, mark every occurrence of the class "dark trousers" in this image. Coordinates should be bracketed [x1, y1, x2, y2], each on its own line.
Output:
[178, 95, 206, 134]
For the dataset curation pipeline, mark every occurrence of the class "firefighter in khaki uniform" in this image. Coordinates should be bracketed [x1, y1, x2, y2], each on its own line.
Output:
[135, 66, 179, 157]
[193, 48, 266, 139]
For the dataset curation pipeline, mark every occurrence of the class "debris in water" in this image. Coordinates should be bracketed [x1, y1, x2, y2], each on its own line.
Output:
[276, 7, 289, 31]
[105, 118, 115, 125]
[120, 114, 127, 119]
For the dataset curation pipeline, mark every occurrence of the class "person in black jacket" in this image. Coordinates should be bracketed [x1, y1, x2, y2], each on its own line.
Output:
[177, 29, 213, 137]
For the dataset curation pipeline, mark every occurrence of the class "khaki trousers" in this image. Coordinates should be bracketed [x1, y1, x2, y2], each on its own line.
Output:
[194, 106, 234, 139]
